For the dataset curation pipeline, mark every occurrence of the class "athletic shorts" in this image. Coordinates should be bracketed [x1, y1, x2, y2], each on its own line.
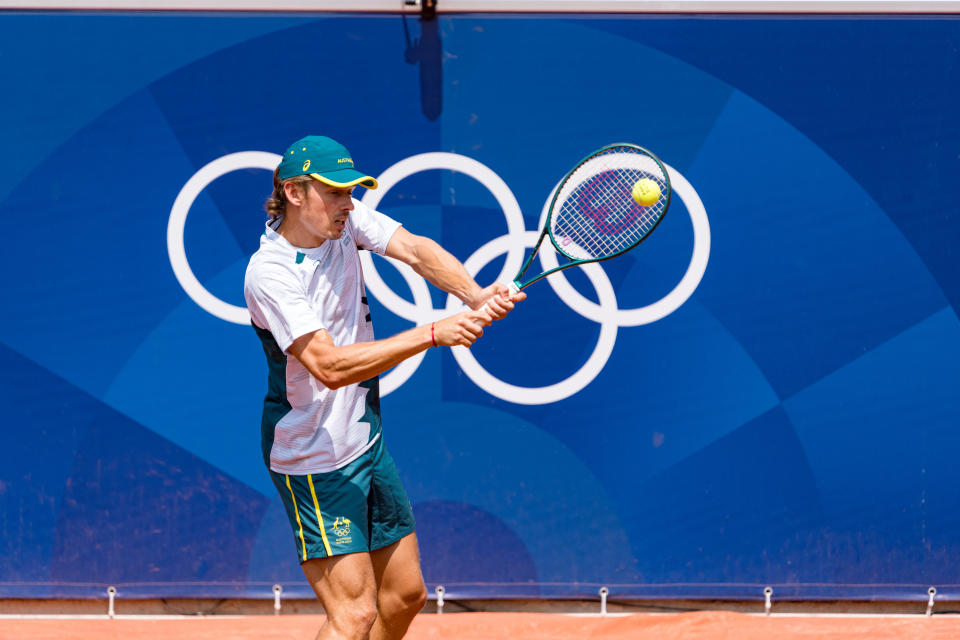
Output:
[269, 435, 416, 562]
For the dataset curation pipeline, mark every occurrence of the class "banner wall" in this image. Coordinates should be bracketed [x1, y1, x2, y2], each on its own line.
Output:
[1, 12, 958, 601]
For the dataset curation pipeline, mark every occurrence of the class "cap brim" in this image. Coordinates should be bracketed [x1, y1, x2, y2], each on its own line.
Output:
[309, 169, 378, 190]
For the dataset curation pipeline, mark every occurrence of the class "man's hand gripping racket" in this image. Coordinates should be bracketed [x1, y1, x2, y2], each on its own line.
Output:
[481, 143, 671, 313]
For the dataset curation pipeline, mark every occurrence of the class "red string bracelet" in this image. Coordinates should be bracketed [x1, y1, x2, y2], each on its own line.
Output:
[431, 322, 437, 347]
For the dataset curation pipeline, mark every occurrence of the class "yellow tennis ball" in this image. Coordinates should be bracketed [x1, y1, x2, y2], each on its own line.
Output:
[632, 178, 660, 206]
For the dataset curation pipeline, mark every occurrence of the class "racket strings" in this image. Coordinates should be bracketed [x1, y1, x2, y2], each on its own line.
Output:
[551, 148, 668, 260]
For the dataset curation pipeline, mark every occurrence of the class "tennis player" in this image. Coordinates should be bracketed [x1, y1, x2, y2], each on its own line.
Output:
[244, 135, 523, 640]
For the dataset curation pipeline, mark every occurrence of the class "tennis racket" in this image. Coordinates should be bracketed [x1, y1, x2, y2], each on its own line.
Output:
[486, 143, 671, 306]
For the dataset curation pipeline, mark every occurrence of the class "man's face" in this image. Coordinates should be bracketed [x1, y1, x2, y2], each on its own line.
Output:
[295, 179, 355, 242]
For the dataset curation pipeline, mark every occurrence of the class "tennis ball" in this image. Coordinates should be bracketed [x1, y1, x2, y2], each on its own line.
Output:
[632, 178, 661, 206]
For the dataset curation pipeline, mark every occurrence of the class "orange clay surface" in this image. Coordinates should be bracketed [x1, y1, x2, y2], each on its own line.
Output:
[1, 611, 958, 640]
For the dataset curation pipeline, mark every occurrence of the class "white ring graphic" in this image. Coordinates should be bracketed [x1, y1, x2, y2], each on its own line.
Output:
[536, 164, 711, 326]
[366, 254, 433, 396]
[359, 152, 528, 323]
[167, 151, 281, 325]
[168, 151, 710, 404]
[358, 153, 528, 395]
[450, 231, 620, 405]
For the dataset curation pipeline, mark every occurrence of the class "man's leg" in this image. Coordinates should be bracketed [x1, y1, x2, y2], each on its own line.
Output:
[369, 532, 427, 640]
[302, 552, 379, 640]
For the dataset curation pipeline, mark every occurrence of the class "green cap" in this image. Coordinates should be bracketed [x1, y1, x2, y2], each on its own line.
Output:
[277, 135, 378, 189]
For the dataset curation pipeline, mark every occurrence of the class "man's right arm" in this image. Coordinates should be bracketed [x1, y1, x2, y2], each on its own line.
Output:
[288, 309, 491, 390]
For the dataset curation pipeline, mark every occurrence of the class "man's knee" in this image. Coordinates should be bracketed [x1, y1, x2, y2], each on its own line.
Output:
[405, 583, 428, 614]
[380, 582, 427, 620]
[329, 598, 378, 638]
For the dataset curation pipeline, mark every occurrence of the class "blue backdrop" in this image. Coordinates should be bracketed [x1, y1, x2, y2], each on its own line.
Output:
[1, 11, 959, 602]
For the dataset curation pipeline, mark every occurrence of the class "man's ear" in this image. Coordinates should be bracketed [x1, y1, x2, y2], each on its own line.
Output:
[284, 180, 308, 206]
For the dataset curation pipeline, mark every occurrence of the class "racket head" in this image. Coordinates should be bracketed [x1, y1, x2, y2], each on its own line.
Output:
[546, 143, 671, 262]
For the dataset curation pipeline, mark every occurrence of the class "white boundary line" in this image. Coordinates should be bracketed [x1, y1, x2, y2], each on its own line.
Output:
[1, 0, 960, 13]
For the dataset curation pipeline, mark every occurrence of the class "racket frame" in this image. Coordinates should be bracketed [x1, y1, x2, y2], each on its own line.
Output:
[510, 143, 671, 291]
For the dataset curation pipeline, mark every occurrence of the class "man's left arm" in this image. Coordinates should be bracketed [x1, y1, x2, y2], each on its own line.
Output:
[384, 227, 524, 318]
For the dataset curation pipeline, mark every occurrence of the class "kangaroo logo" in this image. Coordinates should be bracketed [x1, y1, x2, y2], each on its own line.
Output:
[332, 516, 351, 537]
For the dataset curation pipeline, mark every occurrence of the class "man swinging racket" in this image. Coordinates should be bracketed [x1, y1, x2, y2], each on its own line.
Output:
[244, 135, 524, 640]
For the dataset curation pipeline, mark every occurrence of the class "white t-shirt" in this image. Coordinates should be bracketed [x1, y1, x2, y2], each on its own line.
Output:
[244, 198, 401, 474]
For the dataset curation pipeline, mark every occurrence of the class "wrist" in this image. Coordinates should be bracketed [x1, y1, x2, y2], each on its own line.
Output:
[430, 322, 438, 348]
[462, 285, 484, 310]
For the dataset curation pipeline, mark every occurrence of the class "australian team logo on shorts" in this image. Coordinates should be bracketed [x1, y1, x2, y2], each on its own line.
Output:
[332, 516, 351, 544]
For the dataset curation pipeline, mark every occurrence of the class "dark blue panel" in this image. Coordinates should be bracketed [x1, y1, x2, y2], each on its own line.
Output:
[594, 17, 960, 314]
[0, 13, 305, 204]
[0, 344, 91, 590]
[0, 342, 272, 598]
[147, 17, 440, 187]
[415, 501, 539, 593]
[245, 497, 312, 597]
[686, 91, 946, 397]
[783, 307, 960, 584]
[629, 407, 822, 584]
[49, 400, 271, 597]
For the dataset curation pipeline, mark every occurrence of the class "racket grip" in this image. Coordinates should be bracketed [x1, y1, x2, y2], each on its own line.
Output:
[479, 281, 521, 316]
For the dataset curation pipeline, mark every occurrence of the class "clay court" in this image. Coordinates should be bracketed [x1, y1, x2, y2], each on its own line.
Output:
[2, 611, 959, 640]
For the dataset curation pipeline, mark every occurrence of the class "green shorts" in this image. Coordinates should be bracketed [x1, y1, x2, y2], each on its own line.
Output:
[269, 436, 416, 562]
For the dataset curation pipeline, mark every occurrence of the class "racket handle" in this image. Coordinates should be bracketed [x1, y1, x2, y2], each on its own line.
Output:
[479, 281, 521, 316]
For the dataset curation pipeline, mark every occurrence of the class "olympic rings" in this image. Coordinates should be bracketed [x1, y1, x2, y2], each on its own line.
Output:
[167, 151, 710, 405]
